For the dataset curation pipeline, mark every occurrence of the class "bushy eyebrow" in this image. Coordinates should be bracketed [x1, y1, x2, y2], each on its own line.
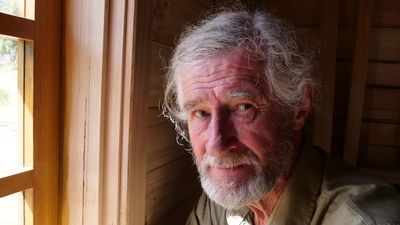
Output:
[228, 89, 253, 98]
[183, 89, 261, 111]
[183, 98, 203, 111]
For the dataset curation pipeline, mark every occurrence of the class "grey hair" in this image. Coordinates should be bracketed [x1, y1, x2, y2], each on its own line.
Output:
[162, 9, 317, 143]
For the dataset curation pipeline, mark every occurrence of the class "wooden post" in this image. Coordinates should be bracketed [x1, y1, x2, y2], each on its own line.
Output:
[102, 0, 153, 224]
[343, 0, 375, 166]
[313, 0, 339, 153]
[34, 0, 61, 223]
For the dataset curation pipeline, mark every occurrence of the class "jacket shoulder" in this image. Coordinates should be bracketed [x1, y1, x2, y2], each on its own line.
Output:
[316, 152, 400, 225]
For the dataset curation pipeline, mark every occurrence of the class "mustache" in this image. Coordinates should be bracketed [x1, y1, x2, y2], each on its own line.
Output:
[197, 150, 262, 170]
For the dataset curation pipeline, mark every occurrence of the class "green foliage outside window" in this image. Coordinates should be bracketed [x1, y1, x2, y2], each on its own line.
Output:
[0, 38, 18, 70]
[0, 0, 19, 70]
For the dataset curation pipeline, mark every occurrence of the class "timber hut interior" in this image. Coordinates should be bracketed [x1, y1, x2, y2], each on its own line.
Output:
[0, 0, 399, 225]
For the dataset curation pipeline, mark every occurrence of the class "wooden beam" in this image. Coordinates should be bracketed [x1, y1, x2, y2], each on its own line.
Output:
[0, 12, 34, 40]
[34, 0, 61, 224]
[336, 62, 400, 87]
[103, 0, 154, 225]
[337, 27, 400, 62]
[60, 0, 107, 224]
[0, 168, 33, 198]
[312, 0, 339, 153]
[343, 0, 375, 166]
[122, 1, 153, 224]
[102, 0, 127, 223]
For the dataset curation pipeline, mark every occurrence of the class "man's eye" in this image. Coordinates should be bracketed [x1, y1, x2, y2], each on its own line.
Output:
[238, 103, 253, 111]
[194, 110, 208, 118]
[234, 103, 256, 121]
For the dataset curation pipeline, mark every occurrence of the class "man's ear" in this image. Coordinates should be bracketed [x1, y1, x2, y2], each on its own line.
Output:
[292, 85, 314, 130]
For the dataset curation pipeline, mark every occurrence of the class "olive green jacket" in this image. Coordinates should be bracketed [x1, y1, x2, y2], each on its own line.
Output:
[186, 147, 400, 225]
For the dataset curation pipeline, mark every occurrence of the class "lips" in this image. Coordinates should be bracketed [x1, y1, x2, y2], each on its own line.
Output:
[216, 164, 246, 169]
[210, 163, 254, 180]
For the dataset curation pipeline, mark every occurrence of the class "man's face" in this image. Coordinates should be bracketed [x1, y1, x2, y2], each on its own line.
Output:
[180, 50, 296, 209]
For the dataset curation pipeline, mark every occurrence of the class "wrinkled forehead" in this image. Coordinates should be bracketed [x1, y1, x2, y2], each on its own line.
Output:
[175, 50, 269, 108]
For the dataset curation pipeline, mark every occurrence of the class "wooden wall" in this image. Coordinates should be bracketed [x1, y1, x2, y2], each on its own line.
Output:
[145, 0, 400, 224]
[333, 0, 400, 175]
[260, 0, 400, 182]
[145, 1, 214, 224]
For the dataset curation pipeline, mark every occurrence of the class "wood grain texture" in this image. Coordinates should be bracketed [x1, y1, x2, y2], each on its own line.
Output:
[261, 0, 400, 27]
[23, 41, 34, 169]
[336, 62, 400, 87]
[149, 41, 172, 108]
[343, 0, 375, 166]
[332, 120, 400, 167]
[0, 168, 33, 198]
[261, 0, 320, 26]
[0, 12, 34, 39]
[363, 87, 400, 111]
[335, 85, 400, 110]
[312, 0, 338, 153]
[101, 0, 127, 223]
[34, 0, 61, 224]
[358, 145, 399, 170]
[296, 27, 400, 62]
[19, 40, 34, 225]
[60, 0, 107, 224]
[160, 190, 201, 225]
[340, 0, 400, 27]
[122, 1, 153, 224]
[145, 1, 214, 224]
[146, 122, 186, 173]
[146, 154, 199, 225]
[334, 85, 400, 125]
[337, 28, 400, 61]
[152, 0, 213, 45]
[360, 122, 400, 147]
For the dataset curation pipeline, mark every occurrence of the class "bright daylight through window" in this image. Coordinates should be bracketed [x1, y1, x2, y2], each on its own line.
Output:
[0, 0, 34, 225]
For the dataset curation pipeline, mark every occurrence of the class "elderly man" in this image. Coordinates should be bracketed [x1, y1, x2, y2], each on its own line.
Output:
[163, 9, 400, 225]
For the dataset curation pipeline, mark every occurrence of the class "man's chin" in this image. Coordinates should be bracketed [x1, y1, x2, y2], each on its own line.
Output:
[200, 174, 275, 210]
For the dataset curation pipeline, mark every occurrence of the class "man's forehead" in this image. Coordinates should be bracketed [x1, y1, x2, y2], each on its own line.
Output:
[180, 51, 264, 76]
[177, 50, 268, 107]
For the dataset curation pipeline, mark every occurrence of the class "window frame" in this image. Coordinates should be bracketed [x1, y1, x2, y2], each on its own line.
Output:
[0, 0, 61, 224]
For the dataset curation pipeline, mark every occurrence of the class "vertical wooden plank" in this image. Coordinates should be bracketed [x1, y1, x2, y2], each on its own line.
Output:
[18, 40, 25, 168]
[102, 0, 153, 224]
[60, 0, 107, 224]
[24, 0, 35, 20]
[312, 0, 339, 153]
[24, 188, 33, 225]
[343, 0, 375, 166]
[122, 0, 153, 224]
[23, 41, 34, 170]
[34, 0, 61, 224]
[23, 40, 34, 225]
[102, 0, 125, 223]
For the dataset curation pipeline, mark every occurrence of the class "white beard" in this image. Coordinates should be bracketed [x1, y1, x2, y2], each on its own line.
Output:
[196, 151, 276, 210]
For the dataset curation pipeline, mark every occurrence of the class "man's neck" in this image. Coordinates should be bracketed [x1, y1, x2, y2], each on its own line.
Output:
[248, 133, 302, 225]
[247, 177, 288, 225]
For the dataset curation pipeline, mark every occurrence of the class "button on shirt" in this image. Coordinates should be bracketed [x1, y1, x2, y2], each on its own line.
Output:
[186, 146, 400, 225]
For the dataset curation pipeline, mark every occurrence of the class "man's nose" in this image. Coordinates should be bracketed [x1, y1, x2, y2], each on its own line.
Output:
[206, 111, 237, 156]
